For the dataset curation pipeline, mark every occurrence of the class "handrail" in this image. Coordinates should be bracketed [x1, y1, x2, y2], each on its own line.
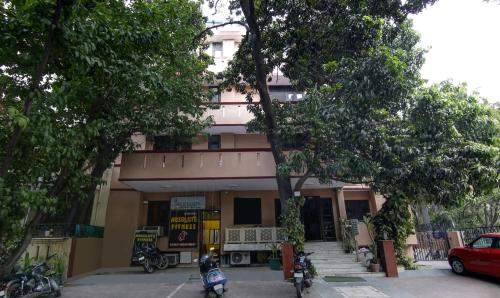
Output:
[225, 226, 285, 244]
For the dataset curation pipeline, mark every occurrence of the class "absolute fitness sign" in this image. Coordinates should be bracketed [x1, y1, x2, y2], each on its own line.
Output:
[168, 210, 198, 248]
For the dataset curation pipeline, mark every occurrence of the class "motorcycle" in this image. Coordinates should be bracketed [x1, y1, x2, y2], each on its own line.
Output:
[134, 245, 169, 273]
[293, 252, 314, 298]
[195, 248, 227, 298]
[1, 254, 61, 298]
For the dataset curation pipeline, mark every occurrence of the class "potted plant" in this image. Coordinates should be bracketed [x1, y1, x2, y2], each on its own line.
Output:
[267, 243, 281, 270]
[363, 215, 380, 272]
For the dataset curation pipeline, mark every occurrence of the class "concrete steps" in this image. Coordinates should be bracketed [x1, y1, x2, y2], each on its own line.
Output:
[304, 241, 383, 277]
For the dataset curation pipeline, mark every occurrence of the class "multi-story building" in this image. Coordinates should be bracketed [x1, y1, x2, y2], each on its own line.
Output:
[99, 25, 392, 268]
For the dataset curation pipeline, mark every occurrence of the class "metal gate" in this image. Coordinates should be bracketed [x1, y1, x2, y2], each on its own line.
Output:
[413, 230, 450, 261]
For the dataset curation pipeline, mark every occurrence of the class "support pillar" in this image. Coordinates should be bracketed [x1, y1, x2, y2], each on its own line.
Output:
[336, 188, 347, 219]
[281, 242, 294, 280]
[378, 240, 398, 278]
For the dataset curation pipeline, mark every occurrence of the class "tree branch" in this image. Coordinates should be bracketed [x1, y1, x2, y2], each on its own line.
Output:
[193, 21, 248, 45]
[0, 0, 65, 177]
[294, 170, 312, 191]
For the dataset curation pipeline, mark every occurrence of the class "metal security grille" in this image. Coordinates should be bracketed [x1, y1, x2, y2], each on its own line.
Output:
[413, 231, 451, 261]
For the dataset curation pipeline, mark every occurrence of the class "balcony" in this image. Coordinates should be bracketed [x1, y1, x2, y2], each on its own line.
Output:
[120, 150, 276, 180]
[223, 226, 285, 252]
[204, 103, 254, 126]
[118, 149, 342, 192]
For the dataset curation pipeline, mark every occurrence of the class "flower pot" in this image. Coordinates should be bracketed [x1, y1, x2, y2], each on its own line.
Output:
[268, 258, 281, 270]
[370, 263, 380, 273]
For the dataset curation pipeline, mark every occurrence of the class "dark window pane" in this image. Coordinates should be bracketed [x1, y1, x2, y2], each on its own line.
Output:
[282, 133, 308, 150]
[209, 87, 220, 103]
[234, 198, 261, 225]
[147, 201, 170, 236]
[212, 42, 223, 57]
[208, 135, 221, 150]
[269, 86, 305, 102]
[153, 136, 192, 151]
[345, 200, 370, 221]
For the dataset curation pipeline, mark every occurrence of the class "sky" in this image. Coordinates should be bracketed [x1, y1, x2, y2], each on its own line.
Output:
[412, 0, 500, 103]
[204, 0, 500, 104]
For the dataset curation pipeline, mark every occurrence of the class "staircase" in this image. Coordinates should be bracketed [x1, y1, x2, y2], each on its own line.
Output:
[304, 241, 384, 277]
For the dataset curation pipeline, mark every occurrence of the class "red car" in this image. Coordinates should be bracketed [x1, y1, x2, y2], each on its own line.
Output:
[448, 233, 500, 278]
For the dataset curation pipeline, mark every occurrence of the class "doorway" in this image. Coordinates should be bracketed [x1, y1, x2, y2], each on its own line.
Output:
[302, 197, 336, 241]
[201, 210, 221, 259]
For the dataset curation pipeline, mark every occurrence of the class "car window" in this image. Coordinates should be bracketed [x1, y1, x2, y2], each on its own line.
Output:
[494, 238, 500, 249]
[472, 237, 494, 249]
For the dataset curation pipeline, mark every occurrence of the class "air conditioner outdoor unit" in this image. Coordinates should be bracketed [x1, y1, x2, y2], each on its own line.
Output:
[230, 251, 251, 265]
[163, 253, 179, 267]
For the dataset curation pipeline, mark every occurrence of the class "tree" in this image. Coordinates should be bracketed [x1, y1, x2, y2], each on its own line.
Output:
[211, 0, 437, 214]
[209, 1, 498, 264]
[0, 0, 211, 275]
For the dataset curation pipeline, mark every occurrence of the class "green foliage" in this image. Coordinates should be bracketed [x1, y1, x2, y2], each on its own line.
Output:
[372, 195, 415, 268]
[0, 0, 210, 274]
[339, 218, 356, 253]
[283, 196, 305, 252]
[267, 242, 280, 259]
[363, 214, 378, 263]
[214, 0, 498, 262]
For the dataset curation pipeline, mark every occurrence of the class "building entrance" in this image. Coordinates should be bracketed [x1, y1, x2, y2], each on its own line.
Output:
[302, 197, 336, 241]
[201, 210, 221, 259]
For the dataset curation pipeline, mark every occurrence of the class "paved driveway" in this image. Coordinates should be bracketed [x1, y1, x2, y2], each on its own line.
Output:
[62, 267, 321, 298]
[62, 266, 499, 298]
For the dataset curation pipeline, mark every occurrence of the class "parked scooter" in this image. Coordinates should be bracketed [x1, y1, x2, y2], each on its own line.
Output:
[195, 248, 227, 298]
[293, 252, 314, 298]
[1, 254, 61, 298]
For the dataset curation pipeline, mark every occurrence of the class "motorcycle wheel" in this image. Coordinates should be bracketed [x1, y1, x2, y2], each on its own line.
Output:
[157, 254, 169, 270]
[49, 277, 62, 297]
[143, 258, 154, 273]
[295, 283, 302, 298]
[5, 283, 22, 298]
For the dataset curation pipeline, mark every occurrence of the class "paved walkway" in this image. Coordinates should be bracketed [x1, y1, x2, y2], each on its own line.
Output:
[62, 265, 499, 298]
[314, 268, 499, 298]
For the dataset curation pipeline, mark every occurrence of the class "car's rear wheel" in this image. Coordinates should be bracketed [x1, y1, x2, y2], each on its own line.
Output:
[450, 257, 466, 275]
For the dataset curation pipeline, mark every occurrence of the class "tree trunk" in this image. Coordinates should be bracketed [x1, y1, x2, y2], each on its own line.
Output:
[0, 212, 44, 276]
[0, 0, 65, 178]
[239, 0, 293, 214]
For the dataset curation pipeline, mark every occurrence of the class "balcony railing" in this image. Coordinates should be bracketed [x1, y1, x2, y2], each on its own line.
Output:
[119, 150, 277, 180]
[204, 103, 254, 125]
[225, 226, 286, 244]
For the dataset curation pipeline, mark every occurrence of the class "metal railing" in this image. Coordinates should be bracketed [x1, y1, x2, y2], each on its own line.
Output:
[33, 223, 104, 238]
[460, 226, 500, 244]
[339, 219, 356, 253]
[225, 226, 286, 244]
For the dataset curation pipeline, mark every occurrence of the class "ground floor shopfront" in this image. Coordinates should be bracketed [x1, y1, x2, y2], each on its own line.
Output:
[100, 186, 385, 268]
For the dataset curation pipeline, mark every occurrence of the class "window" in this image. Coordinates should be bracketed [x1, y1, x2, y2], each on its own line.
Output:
[209, 87, 220, 103]
[147, 201, 170, 236]
[208, 135, 221, 150]
[234, 198, 261, 225]
[153, 136, 192, 151]
[212, 42, 223, 58]
[282, 133, 308, 150]
[494, 238, 500, 249]
[472, 237, 494, 249]
[345, 200, 370, 221]
[269, 86, 305, 102]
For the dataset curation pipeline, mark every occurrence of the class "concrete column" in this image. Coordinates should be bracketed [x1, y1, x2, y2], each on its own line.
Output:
[448, 231, 465, 248]
[336, 188, 347, 219]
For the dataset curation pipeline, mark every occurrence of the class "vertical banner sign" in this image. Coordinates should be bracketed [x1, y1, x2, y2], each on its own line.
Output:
[169, 210, 198, 248]
[131, 229, 158, 263]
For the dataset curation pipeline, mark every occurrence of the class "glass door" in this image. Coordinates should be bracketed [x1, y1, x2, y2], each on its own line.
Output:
[201, 210, 221, 259]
